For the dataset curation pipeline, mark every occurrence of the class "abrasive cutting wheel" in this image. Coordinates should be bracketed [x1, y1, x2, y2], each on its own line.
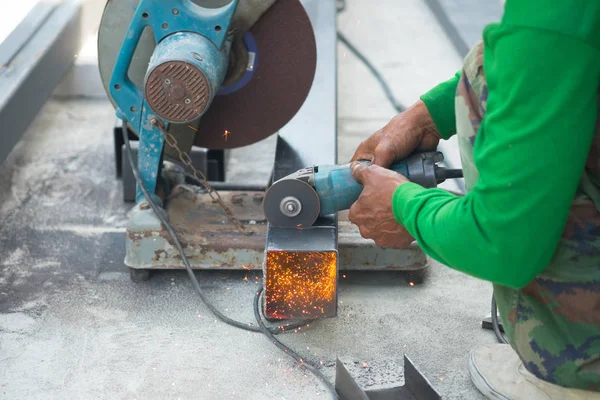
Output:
[98, 0, 317, 150]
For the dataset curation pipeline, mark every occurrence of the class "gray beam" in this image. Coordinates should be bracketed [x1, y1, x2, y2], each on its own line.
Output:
[0, 0, 88, 164]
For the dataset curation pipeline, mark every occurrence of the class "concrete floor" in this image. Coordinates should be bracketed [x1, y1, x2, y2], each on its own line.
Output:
[0, 1, 496, 399]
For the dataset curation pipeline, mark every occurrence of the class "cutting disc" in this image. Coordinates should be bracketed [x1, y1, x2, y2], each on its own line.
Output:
[263, 179, 320, 228]
[98, 0, 317, 150]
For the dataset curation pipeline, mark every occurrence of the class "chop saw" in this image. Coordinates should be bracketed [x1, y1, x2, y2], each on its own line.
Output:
[98, 0, 433, 321]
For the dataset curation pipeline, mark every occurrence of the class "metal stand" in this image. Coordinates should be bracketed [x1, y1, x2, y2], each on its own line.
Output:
[113, 120, 227, 202]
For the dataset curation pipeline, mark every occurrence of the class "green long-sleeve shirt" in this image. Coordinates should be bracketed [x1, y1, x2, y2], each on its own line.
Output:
[393, 0, 600, 288]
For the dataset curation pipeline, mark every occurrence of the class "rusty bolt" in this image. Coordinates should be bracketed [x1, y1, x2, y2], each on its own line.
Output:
[172, 8, 179, 15]
[231, 194, 244, 205]
[150, 117, 158, 125]
[253, 193, 264, 203]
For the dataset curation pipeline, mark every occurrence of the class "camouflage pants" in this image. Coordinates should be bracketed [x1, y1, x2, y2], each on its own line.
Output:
[455, 41, 600, 391]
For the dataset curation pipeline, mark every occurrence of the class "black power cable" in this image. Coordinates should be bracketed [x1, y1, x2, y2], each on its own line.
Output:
[123, 130, 338, 397]
[253, 287, 338, 397]
[491, 293, 508, 344]
[337, 32, 406, 114]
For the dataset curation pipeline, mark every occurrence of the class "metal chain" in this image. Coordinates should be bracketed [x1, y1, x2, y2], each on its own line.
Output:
[150, 118, 253, 236]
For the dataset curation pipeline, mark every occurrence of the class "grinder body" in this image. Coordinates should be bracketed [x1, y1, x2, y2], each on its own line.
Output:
[263, 151, 461, 228]
[315, 152, 444, 216]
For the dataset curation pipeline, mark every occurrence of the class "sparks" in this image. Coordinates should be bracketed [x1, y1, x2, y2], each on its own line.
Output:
[409, 282, 415, 286]
[362, 362, 367, 368]
[188, 125, 198, 131]
[223, 129, 230, 141]
[243, 275, 248, 281]
[342, 274, 347, 278]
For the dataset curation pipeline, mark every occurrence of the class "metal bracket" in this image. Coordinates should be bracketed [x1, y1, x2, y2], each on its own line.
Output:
[335, 355, 441, 400]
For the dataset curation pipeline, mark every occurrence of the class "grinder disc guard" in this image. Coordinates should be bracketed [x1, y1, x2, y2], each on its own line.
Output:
[263, 178, 320, 228]
[98, 0, 317, 150]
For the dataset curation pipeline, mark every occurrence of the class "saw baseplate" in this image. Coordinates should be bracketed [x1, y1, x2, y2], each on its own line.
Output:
[124, 184, 428, 274]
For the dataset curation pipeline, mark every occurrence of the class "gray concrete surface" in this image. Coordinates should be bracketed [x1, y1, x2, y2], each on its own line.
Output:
[0, 1, 494, 399]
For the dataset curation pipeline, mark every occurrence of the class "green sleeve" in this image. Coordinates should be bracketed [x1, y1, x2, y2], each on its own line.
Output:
[419, 71, 460, 140]
[392, 24, 600, 288]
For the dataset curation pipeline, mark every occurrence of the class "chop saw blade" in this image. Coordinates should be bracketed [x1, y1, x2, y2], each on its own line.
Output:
[263, 179, 320, 228]
[98, 0, 317, 150]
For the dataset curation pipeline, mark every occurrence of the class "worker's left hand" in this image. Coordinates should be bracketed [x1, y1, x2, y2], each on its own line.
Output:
[348, 162, 415, 249]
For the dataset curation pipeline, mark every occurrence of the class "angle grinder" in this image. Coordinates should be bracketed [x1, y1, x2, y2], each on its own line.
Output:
[263, 151, 463, 228]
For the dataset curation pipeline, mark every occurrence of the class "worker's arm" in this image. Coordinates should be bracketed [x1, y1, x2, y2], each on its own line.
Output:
[419, 71, 461, 140]
[393, 8, 600, 288]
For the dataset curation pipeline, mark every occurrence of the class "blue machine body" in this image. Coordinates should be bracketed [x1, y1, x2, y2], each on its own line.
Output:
[108, 0, 239, 203]
[314, 162, 411, 217]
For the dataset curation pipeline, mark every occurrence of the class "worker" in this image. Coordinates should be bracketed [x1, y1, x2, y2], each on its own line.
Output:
[348, 1, 600, 398]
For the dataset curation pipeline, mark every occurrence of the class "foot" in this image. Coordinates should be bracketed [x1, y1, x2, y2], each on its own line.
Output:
[469, 344, 600, 400]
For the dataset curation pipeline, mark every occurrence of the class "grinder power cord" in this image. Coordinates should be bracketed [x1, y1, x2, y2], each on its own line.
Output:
[122, 129, 339, 399]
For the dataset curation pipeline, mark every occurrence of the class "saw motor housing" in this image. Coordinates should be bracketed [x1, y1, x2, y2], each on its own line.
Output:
[107, 0, 239, 202]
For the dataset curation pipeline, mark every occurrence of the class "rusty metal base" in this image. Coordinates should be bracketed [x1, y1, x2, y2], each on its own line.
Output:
[125, 184, 429, 272]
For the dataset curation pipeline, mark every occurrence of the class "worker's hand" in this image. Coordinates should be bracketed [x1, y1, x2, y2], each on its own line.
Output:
[351, 100, 440, 167]
[348, 162, 414, 249]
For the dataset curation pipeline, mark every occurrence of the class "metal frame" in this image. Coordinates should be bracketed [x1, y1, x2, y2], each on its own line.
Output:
[0, 0, 89, 164]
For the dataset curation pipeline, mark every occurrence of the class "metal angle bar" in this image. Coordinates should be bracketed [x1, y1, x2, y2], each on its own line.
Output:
[335, 356, 442, 400]
[0, 0, 86, 165]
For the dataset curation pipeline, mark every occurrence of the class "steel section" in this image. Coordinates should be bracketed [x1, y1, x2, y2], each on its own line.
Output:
[262, 0, 338, 319]
[0, 2, 57, 71]
[335, 356, 442, 400]
[0, 0, 87, 165]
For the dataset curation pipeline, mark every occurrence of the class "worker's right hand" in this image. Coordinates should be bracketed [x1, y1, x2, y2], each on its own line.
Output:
[351, 100, 441, 167]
